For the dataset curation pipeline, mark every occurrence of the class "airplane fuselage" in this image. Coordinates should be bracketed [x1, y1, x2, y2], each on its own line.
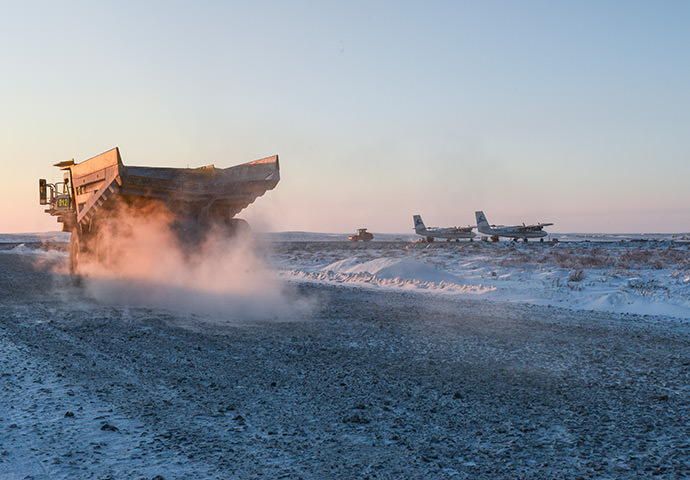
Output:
[413, 214, 476, 241]
[420, 228, 476, 240]
[476, 225, 547, 239]
[475, 211, 552, 241]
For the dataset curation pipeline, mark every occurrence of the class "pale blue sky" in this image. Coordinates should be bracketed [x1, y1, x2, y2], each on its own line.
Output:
[2, 1, 688, 233]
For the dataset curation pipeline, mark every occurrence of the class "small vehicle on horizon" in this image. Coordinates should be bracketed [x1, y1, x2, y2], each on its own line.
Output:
[348, 228, 374, 242]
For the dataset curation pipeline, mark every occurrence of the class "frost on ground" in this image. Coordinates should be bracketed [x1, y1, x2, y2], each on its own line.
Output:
[1, 236, 690, 478]
[269, 235, 690, 319]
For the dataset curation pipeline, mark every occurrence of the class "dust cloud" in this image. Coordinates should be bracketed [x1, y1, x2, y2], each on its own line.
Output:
[78, 201, 316, 322]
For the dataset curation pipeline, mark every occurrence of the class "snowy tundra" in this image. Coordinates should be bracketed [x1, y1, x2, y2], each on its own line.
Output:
[1, 232, 689, 479]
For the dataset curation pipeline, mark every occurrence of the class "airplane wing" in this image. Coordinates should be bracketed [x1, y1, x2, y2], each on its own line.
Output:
[519, 222, 553, 231]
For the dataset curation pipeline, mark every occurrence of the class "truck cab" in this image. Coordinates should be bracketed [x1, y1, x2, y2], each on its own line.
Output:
[39, 171, 76, 231]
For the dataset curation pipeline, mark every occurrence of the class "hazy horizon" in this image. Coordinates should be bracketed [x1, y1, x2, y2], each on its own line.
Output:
[2, 229, 688, 237]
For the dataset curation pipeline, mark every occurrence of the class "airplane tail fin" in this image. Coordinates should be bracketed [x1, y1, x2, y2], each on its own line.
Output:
[475, 211, 490, 231]
[413, 215, 426, 234]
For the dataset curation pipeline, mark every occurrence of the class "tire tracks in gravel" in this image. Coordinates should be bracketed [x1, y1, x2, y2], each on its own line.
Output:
[3, 253, 690, 478]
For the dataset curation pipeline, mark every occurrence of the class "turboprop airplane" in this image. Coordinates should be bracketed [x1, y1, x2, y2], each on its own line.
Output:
[475, 211, 553, 242]
[413, 215, 476, 242]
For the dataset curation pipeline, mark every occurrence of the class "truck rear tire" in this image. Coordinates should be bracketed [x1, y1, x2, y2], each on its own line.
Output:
[69, 229, 82, 286]
[69, 227, 96, 286]
[225, 218, 252, 238]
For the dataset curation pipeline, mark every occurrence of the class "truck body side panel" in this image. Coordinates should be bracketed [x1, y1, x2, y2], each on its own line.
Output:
[50, 147, 279, 230]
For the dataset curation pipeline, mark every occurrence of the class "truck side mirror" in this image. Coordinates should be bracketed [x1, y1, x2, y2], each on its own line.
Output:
[39, 179, 47, 205]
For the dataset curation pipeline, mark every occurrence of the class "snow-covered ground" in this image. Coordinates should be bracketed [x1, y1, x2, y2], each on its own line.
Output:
[267, 232, 690, 320]
[3, 231, 690, 319]
[0, 232, 70, 245]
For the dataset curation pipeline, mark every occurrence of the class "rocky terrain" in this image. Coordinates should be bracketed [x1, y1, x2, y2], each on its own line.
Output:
[1, 252, 690, 479]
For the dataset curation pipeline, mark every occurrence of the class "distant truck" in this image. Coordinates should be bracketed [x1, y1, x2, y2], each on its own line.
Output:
[348, 228, 374, 242]
[39, 147, 280, 280]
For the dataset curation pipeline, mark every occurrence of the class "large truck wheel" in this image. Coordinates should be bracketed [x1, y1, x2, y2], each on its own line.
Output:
[69, 229, 83, 286]
[225, 218, 252, 238]
[69, 227, 95, 285]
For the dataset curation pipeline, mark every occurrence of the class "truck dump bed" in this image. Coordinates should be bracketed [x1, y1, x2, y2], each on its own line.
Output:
[51, 147, 280, 231]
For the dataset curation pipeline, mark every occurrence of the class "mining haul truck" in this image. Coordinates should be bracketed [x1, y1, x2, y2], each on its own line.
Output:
[39, 147, 280, 281]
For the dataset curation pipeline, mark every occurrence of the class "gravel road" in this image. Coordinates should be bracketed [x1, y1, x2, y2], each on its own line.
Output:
[1, 253, 689, 479]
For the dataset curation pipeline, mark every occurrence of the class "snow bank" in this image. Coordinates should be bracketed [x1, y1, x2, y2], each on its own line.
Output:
[0, 243, 68, 262]
[272, 235, 690, 319]
[325, 257, 461, 283]
[0, 232, 70, 244]
[285, 256, 494, 294]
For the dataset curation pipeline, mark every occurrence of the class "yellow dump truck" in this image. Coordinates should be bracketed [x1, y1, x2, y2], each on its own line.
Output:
[39, 147, 280, 279]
